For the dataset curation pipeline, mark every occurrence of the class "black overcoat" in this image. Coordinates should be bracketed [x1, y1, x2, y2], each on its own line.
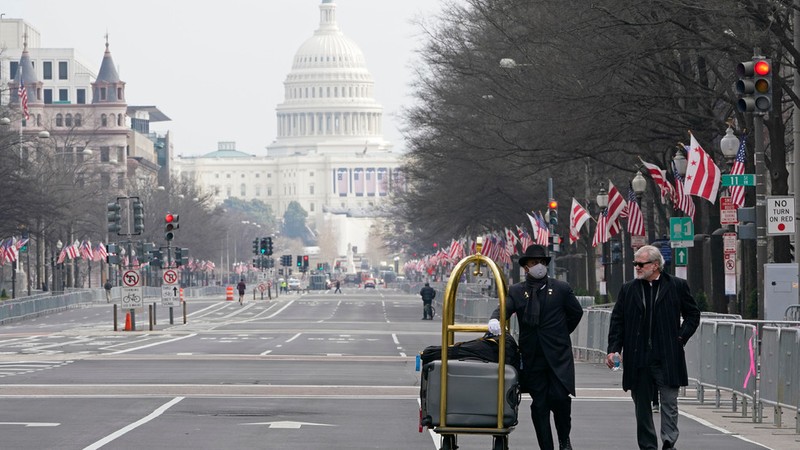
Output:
[492, 277, 583, 395]
[607, 272, 701, 391]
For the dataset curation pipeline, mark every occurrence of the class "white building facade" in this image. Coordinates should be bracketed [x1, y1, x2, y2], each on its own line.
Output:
[174, 1, 404, 257]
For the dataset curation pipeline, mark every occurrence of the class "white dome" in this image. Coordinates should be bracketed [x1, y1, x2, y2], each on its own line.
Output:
[292, 31, 367, 71]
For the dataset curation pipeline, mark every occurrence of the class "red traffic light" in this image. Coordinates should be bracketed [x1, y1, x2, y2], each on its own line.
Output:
[165, 213, 175, 223]
[548, 200, 558, 209]
[754, 60, 770, 76]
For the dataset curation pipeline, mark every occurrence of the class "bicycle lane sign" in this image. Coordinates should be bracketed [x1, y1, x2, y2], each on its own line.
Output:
[121, 269, 144, 310]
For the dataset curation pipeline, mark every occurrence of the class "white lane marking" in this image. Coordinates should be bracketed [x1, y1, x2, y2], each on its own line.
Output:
[82, 397, 184, 450]
[242, 420, 334, 428]
[220, 303, 256, 319]
[260, 350, 272, 355]
[392, 334, 400, 345]
[263, 299, 297, 319]
[0, 422, 59, 427]
[108, 334, 196, 355]
[187, 302, 229, 318]
[285, 333, 302, 343]
[678, 410, 774, 449]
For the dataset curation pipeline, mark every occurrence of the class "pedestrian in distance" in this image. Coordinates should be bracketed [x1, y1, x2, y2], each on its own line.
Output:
[334, 280, 342, 294]
[419, 282, 436, 320]
[487, 244, 583, 450]
[237, 278, 246, 305]
[103, 280, 113, 303]
[606, 244, 701, 450]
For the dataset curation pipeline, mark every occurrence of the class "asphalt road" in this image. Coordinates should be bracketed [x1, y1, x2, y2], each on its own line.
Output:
[0, 287, 795, 449]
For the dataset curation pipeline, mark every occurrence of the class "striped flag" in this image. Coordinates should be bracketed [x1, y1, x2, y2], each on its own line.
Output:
[592, 210, 609, 247]
[528, 212, 549, 246]
[2, 239, 18, 263]
[66, 240, 80, 259]
[516, 225, 533, 251]
[94, 242, 108, 261]
[684, 134, 722, 203]
[672, 161, 696, 221]
[728, 134, 748, 208]
[626, 185, 646, 236]
[18, 74, 29, 121]
[569, 198, 590, 244]
[80, 240, 94, 260]
[606, 181, 627, 227]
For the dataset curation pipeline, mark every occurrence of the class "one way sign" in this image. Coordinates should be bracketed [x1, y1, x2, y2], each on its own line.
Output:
[161, 285, 180, 307]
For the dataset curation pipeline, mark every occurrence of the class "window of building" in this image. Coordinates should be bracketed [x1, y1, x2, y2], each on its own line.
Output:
[267, 187, 272, 196]
[310, 203, 315, 212]
[43, 61, 53, 80]
[267, 173, 271, 178]
[240, 184, 246, 197]
[56, 114, 63, 127]
[255, 173, 260, 178]
[117, 87, 123, 100]
[226, 174, 231, 179]
[77, 89, 86, 104]
[58, 61, 68, 80]
[226, 187, 232, 197]
[10, 62, 18, 79]
[117, 174, 124, 189]
[101, 114, 107, 126]
[101, 173, 110, 189]
[43, 89, 53, 104]
[65, 114, 72, 127]
[118, 114, 123, 126]
[309, 184, 315, 195]
[215, 173, 220, 179]
[241, 174, 245, 178]
[118, 147, 125, 162]
[74, 114, 82, 127]
[100, 147, 110, 162]
[255, 186, 261, 197]
[100, 87, 107, 101]
[59, 89, 68, 102]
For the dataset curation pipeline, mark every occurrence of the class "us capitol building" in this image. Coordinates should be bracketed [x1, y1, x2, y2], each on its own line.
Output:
[173, 0, 403, 256]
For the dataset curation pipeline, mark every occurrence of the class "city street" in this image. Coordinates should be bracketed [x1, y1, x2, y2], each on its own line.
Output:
[0, 287, 795, 449]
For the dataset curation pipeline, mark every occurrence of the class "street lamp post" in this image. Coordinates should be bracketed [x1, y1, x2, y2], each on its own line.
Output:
[719, 124, 741, 314]
[630, 171, 648, 279]
[55, 240, 63, 292]
[596, 188, 609, 302]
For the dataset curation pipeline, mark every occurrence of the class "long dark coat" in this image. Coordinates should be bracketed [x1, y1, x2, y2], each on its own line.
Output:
[607, 272, 701, 391]
[492, 277, 583, 395]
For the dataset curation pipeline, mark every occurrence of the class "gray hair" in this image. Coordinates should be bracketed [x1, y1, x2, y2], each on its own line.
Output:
[635, 245, 664, 270]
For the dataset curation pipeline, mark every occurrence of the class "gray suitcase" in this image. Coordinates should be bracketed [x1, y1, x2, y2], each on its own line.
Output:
[420, 359, 520, 428]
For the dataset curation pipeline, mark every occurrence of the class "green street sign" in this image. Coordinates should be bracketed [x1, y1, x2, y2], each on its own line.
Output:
[721, 174, 755, 187]
[674, 247, 688, 266]
[670, 217, 694, 241]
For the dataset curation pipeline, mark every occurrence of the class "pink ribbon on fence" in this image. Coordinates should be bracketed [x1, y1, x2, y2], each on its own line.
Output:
[743, 325, 758, 389]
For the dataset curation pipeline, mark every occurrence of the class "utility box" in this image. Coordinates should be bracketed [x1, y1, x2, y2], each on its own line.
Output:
[764, 263, 799, 320]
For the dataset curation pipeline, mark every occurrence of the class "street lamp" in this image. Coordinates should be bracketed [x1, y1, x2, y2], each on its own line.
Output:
[673, 148, 688, 176]
[55, 240, 63, 292]
[499, 58, 532, 69]
[719, 124, 741, 314]
[632, 170, 653, 243]
[596, 188, 609, 302]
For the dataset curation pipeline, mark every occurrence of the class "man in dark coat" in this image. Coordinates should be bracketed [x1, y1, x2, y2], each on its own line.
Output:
[419, 282, 436, 320]
[606, 244, 700, 450]
[488, 245, 583, 450]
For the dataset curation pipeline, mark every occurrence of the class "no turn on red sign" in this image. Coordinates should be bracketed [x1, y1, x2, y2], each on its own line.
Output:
[767, 196, 795, 235]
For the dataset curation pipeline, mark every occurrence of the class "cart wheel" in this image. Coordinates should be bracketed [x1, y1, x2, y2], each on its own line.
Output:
[492, 435, 508, 450]
[441, 434, 458, 450]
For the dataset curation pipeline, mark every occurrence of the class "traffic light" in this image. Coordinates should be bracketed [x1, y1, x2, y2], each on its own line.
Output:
[265, 237, 273, 255]
[296, 255, 302, 267]
[106, 243, 120, 264]
[165, 213, 178, 241]
[107, 202, 121, 234]
[736, 57, 772, 113]
[259, 238, 268, 255]
[132, 200, 144, 234]
[175, 247, 189, 267]
[548, 199, 558, 226]
[317, 263, 323, 271]
[303, 255, 309, 269]
[252, 238, 260, 255]
[151, 249, 163, 269]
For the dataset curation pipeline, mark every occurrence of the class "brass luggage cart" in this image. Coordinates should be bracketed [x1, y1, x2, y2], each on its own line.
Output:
[430, 238, 515, 450]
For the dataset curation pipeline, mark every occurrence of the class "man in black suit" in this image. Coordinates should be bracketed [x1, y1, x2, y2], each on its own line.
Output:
[606, 244, 700, 450]
[488, 245, 583, 450]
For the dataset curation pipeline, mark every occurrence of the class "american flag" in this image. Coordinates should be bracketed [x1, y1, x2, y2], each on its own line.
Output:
[684, 134, 721, 203]
[18, 75, 29, 121]
[535, 212, 550, 246]
[728, 134, 748, 208]
[15, 237, 29, 251]
[516, 225, 533, 251]
[94, 242, 108, 261]
[569, 198, 590, 244]
[79, 240, 94, 260]
[672, 161, 696, 221]
[626, 185, 646, 236]
[592, 210, 609, 247]
[57, 247, 67, 264]
[606, 182, 627, 226]
[447, 239, 464, 261]
[639, 158, 672, 203]
[2, 239, 18, 263]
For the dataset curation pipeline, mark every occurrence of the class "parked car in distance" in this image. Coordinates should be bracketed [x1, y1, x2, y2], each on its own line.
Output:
[288, 278, 302, 291]
[363, 278, 376, 289]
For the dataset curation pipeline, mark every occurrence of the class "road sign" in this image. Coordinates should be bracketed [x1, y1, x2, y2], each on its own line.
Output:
[121, 270, 143, 309]
[720, 196, 738, 225]
[122, 270, 140, 287]
[163, 269, 179, 285]
[258, 283, 267, 293]
[674, 247, 688, 266]
[721, 174, 755, 186]
[161, 285, 181, 307]
[631, 235, 646, 248]
[766, 196, 795, 235]
[669, 217, 694, 242]
[723, 232, 737, 253]
[670, 240, 694, 248]
[724, 252, 736, 275]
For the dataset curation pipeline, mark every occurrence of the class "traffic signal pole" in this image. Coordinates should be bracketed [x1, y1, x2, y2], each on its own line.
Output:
[755, 117, 767, 320]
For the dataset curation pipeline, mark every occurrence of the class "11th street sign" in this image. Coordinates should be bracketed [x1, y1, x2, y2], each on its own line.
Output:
[721, 174, 755, 186]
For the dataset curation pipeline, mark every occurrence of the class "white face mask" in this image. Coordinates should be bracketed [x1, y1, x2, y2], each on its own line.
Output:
[529, 263, 548, 279]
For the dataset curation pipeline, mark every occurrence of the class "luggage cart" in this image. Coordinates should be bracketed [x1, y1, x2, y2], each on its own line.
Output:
[422, 237, 516, 450]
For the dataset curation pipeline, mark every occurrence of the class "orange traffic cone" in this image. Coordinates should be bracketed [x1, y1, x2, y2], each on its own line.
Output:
[124, 312, 132, 331]
[226, 286, 234, 301]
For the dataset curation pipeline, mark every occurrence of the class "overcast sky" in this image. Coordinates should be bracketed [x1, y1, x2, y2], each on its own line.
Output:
[3, 0, 439, 155]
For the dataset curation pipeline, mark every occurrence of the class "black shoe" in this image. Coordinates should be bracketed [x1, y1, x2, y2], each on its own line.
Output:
[559, 438, 573, 450]
[662, 441, 674, 449]
[421, 317, 428, 320]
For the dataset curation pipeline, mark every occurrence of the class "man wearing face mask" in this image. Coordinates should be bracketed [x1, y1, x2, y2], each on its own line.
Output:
[488, 244, 583, 450]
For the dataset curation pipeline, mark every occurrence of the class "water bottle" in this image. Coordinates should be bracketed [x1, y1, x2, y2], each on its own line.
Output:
[612, 352, 621, 371]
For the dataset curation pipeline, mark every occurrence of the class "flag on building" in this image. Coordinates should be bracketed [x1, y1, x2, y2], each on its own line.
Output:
[728, 134, 748, 208]
[626, 185, 646, 236]
[18, 75, 29, 121]
[569, 198, 590, 244]
[684, 134, 722, 203]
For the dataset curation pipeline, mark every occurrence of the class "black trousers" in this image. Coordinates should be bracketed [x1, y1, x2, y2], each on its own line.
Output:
[526, 355, 572, 450]
[422, 300, 432, 318]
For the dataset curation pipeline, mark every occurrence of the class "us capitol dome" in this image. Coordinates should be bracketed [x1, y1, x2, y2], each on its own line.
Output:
[266, 0, 392, 156]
